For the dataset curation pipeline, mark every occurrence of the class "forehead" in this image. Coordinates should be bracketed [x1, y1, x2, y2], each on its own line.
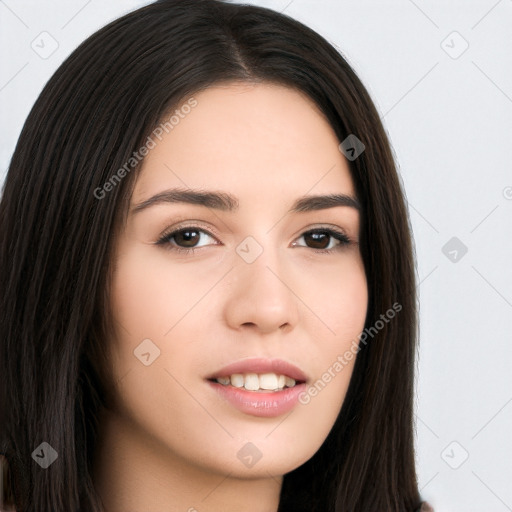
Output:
[133, 82, 355, 204]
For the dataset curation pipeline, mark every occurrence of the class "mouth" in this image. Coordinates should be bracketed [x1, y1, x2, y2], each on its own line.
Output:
[207, 372, 306, 393]
[205, 358, 309, 416]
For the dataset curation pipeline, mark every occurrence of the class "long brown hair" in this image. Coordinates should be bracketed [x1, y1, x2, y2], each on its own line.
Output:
[0, 0, 421, 510]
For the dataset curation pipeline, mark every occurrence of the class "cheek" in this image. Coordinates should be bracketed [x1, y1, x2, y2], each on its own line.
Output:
[107, 245, 226, 398]
[110, 246, 218, 340]
[303, 252, 368, 339]
[300, 256, 367, 417]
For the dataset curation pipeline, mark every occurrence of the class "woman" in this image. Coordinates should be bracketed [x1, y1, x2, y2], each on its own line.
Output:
[0, 0, 433, 510]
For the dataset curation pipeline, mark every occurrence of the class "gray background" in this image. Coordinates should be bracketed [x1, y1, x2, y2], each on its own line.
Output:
[1, 1, 511, 510]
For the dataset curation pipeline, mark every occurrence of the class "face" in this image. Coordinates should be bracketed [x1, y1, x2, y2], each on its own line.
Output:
[106, 82, 368, 479]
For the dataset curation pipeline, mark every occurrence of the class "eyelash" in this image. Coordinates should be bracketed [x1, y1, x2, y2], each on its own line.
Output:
[155, 224, 353, 255]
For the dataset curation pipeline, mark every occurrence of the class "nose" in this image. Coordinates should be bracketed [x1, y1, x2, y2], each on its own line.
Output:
[223, 246, 300, 334]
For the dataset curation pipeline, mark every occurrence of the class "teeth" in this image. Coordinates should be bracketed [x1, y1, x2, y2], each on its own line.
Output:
[285, 376, 296, 388]
[231, 374, 244, 388]
[259, 373, 278, 390]
[244, 373, 259, 391]
[214, 372, 297, 391]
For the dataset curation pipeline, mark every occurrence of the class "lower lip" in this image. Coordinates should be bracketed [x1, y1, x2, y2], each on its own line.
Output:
[207, 380, 307, 418]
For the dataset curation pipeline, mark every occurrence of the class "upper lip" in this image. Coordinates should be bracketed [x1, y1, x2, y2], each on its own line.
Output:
[206, 358, 308, 383]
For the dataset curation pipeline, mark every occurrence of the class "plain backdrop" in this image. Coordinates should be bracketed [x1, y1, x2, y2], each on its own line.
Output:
[1, 1, 512, 510]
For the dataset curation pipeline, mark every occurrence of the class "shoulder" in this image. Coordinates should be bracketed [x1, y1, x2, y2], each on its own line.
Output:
[415, 502, 434, 512]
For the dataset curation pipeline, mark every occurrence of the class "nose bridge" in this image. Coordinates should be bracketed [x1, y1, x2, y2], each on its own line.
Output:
[223, 234, 300, 332]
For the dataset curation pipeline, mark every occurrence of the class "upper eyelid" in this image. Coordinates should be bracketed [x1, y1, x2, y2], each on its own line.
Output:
[158, 221, 221, 241]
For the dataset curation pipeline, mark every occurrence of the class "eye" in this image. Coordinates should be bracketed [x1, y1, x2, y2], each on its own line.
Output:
[155, 226, 219, 254]
[155, 224, 353, 255]
[292, 227, 352, 254]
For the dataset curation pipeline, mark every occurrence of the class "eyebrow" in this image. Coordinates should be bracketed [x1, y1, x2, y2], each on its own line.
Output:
[131, 188, 361, 215]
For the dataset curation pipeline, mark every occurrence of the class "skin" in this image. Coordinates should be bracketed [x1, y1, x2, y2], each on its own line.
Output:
[92, 82, 368, 512]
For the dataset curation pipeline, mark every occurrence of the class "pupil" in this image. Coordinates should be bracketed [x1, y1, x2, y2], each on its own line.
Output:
[306, 232, 328, 249]
[176, 229, 199, 247]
